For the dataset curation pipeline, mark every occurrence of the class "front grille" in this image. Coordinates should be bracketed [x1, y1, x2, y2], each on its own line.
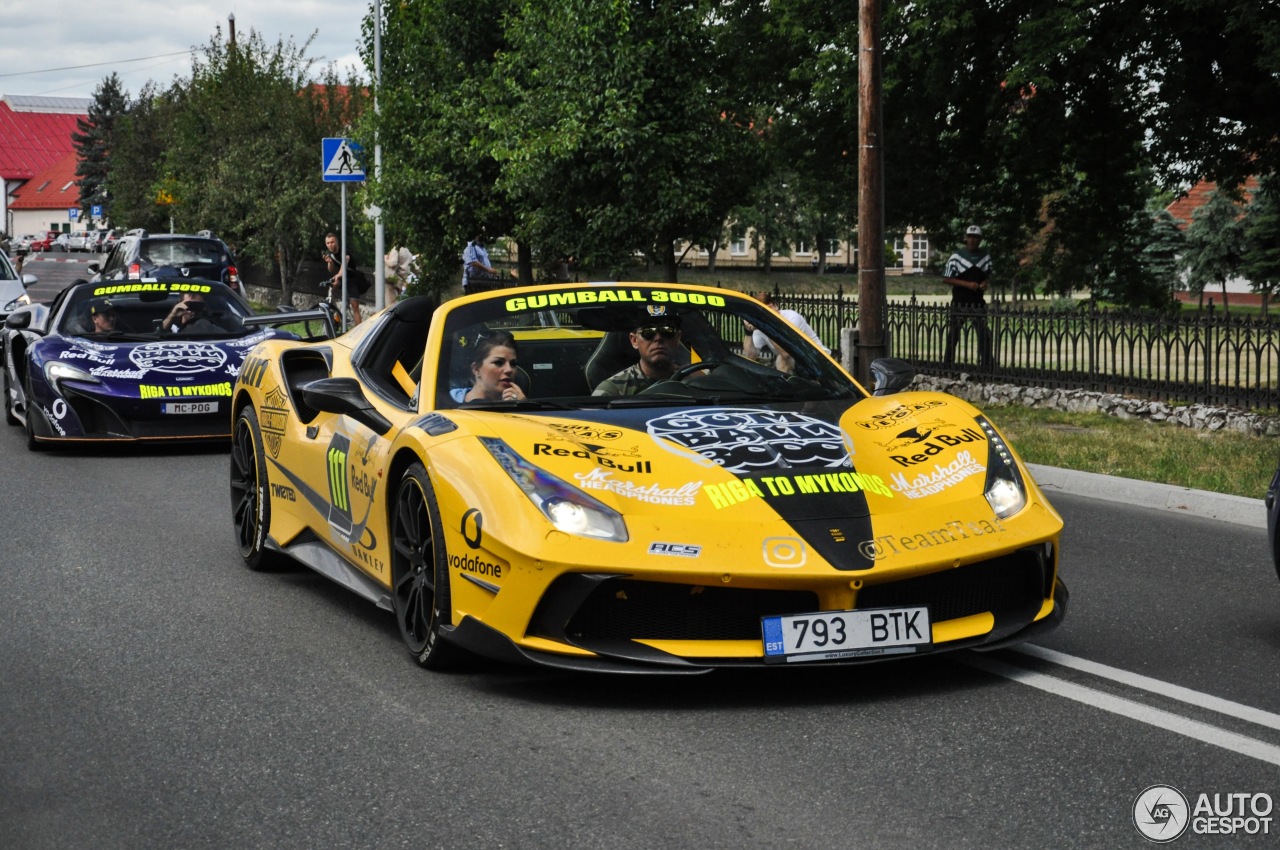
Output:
[857, 548, 1048, 622]
[552, 580, 819, 642]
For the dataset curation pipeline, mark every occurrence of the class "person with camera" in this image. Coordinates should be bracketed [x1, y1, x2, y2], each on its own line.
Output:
[323, 232, 369, 325]
[161, 292, 220, 334]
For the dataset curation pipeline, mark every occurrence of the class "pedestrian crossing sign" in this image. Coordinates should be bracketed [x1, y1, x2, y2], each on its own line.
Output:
[322, 138, 366, 182]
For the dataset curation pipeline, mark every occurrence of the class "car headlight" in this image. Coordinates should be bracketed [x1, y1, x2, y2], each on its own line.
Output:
[3, 294, 30, 312]
[480, 437, 628, 541]
[44, 360, 102, 392]
[976, 415, 1027, 519]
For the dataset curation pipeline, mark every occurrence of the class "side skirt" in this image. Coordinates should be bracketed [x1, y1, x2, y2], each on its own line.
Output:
[267, 535, 393, 611]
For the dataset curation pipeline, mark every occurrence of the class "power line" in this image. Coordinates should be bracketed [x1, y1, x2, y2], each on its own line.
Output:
[0, 51, 195, 79]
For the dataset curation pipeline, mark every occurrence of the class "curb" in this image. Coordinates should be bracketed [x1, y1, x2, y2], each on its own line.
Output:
[21, 255, 96, 263]
[1027, 463, 1266, 529]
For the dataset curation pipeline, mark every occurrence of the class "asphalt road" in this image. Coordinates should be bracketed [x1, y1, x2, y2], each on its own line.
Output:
[0, 418, 1276, 849]
[13, 251, 100, 300]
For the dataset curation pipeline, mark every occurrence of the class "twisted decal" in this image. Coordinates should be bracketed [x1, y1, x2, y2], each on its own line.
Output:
[646, 408, 851, 473]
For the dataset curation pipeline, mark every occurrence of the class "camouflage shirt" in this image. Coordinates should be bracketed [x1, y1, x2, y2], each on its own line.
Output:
[592, 363, 658, 397]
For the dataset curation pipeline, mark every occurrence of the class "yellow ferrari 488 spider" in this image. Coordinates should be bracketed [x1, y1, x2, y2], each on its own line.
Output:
[229, 282, 1065, 673]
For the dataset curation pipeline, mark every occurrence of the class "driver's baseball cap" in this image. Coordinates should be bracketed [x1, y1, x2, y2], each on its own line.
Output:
[89, 298, 116, 316]
[965, 225, 983, 237]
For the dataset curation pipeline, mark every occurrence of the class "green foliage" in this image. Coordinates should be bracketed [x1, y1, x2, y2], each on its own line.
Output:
[1241, 175, 1280, 313]
[106, 82, 178, 234]
[158, 27, 364, 298]
[72, 74, 128, 219]
[91, 0, 1280, 309]
[362, 0, 518, 290]
[989, 403, 1277, 499]
[1183, 187, 1247, 308]
[490, 0, 763, 282]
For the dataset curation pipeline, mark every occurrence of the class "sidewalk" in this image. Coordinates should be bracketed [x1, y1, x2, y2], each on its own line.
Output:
[1028, 464, 1267, 530]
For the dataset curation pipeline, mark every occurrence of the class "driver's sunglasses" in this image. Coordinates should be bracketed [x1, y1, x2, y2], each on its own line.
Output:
[637, 325, 680, 341]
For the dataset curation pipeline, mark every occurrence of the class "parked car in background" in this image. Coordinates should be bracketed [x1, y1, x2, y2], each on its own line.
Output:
[99, 229, 124, 252]
[0, 252, 36, 363]
[52, 233, 72, 252]
[28, 231, 58, 252]
[90, 231, 242, 293]
[67, 230, 98, 252]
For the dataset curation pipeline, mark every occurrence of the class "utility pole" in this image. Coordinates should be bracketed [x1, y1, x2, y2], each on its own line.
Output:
[373, 0, 386, 311]
[856, 0, 887, 386]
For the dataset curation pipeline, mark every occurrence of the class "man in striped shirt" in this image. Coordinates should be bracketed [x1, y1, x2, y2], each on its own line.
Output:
[943, 225, 993, 370]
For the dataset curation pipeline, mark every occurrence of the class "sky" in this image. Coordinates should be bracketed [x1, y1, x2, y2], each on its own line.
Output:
[0, 1, 370, 102]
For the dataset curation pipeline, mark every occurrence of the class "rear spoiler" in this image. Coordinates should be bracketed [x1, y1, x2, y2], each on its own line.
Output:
[243, 304, 337, 340]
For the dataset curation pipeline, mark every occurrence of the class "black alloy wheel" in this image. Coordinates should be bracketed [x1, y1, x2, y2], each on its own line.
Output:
[391, 462, 459, 669]
[230, 406, 282, 570]
[23, 373, 43, 451]
[3, 365, 17, 426]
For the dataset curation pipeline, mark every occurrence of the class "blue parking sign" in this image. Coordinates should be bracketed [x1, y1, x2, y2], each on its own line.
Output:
[68, 207, 79, 221]
[91, 204, 102, 218]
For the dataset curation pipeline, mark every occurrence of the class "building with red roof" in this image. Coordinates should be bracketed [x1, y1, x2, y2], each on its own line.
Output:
[1, 94, 89, 238]
[8, 152, 83, 236]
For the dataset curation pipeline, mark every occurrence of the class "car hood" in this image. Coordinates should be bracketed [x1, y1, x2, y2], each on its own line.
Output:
[37, 330, 285, 390]
[447, 390, 1007, 529]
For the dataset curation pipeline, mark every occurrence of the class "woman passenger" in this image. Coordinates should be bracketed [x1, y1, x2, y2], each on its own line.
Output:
[463, 332, 526, 402]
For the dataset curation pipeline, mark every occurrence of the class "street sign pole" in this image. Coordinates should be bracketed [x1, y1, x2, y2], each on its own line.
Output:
[321, 137, 367, 333]
[340, 183, 349, 332]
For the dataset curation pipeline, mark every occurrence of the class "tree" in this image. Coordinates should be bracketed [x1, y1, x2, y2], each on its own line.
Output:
[1139, 207, 1187, 307]
[162, 27, 363, 303]
[105, 81, 179, 234]
[363, 0, 521, 290]
[1144, 0, 1280, 191]
[1182, 186, 1247, 310]
[1241, 175, 1280, 316]
[71, 74, 129, 223]
[487, 0, 763, 282]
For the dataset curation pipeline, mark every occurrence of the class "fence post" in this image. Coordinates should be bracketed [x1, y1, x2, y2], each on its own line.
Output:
[1205, 298, 1216, 401]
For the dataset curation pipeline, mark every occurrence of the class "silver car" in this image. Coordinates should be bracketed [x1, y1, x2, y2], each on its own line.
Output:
[67, 230, 97, 252]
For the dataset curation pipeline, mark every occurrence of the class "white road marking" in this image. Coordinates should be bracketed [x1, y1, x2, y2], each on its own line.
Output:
[1015, 644, 1280, 732]
[963, 654, 1280, 767]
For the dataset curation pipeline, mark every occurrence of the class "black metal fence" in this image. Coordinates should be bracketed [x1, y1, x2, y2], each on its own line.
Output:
[769, 292, 1280, 410]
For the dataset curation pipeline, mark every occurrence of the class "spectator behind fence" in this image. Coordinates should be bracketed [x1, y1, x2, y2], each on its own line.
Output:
[741, 291, 828, 374]
[384, 244, 413, 306]
[942, 224, 993, 370]
[461, 230, 514, 293]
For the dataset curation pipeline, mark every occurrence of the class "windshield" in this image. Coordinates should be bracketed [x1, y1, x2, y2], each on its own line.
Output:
[0, 253, 19, 281]
[142, 239, 229, 266]
[57, 280, 254, 339]
[435, 284, 861, 409]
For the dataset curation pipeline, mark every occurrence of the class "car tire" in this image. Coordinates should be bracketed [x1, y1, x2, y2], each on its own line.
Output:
[230, 405, 284, 570]
[3, 366, 18, 426]
[23, 374, 44, 451]
[391, 462, 462, 669]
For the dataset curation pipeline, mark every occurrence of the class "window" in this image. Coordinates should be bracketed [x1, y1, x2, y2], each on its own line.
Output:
[795, 240, 811, 256]
[889, 238, 906, 269]
[911, 234, 929, 264]
[730, 238, 747, 256]
[826, 240, 842, 257]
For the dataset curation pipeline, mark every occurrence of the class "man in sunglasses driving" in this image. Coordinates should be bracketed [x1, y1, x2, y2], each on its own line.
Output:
[592, 317, 684, 396]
